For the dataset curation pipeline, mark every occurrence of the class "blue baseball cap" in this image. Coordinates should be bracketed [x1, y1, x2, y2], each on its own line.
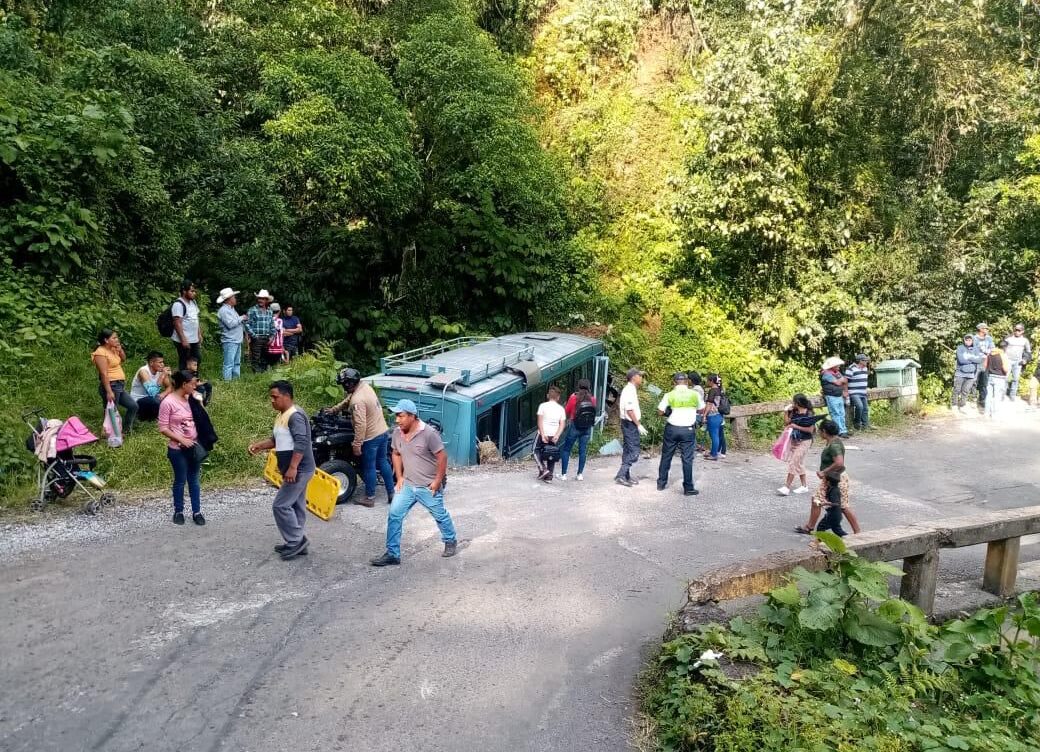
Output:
[391, 398, 418, 415]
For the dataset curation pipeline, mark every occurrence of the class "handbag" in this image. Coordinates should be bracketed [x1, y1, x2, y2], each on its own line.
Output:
[190, 442, 209, 463]
[103, 400, 123, 448]
[771, 426, 792, 462]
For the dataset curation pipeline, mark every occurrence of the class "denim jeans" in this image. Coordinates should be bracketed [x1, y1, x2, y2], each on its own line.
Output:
[559, 425, 591, 475]
[824, 395, 848, 434]
[986, 376, 1006, 417]
[167, 446, 201, 514]
[99, 379, 138, 433]
[615, 420, 641, 480]
[657, 423, 696, 492]
[385, 484, 456, 559]
[706, 413, 727, 458]
[221, 341, 242, 381]
[361, 431, 395, 500]
[976, 370, 989, 408]
[1008, 362, 1024, 399]
[849, 394, 869, 429]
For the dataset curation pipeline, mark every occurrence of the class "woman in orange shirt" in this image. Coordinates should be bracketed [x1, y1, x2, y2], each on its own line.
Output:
[92, 329, 138, 434]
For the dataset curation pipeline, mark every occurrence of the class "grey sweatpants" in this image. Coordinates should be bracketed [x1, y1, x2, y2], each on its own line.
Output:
[952, 375, 976, 407]
[273, 471, 313, 544]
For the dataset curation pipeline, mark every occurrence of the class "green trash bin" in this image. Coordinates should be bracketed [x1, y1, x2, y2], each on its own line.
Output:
[874, 359, 920, 411]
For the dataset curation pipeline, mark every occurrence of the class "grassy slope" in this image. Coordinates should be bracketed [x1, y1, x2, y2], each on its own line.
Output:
[0, 325, 336, 511]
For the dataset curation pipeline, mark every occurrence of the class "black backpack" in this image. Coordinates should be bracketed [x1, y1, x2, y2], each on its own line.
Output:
[717, 391, 732, 416]
[574, 398, 597, 430]
[156, 299, 184, 338]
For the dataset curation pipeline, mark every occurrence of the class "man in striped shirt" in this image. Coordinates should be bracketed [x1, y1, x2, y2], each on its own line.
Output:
[844, 354, 872, 431]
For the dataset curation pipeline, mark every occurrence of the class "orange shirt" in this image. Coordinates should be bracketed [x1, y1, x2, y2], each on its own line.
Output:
[92, 345, 126, 382]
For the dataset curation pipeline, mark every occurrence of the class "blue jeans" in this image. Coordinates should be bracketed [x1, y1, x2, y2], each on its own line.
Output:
[825, 395, 848, 434]
[1008, 362, 1024, 399]
[167, 446, 201, 514]
[362, 432, 395, 500]
[986, 376, 1006, 417]
[559, 425, 591, 475]
[706, 413, 727, 458]
[222, 341, 242, 381]
[849, 394, 869, 429]
[385, 484, 456, 559]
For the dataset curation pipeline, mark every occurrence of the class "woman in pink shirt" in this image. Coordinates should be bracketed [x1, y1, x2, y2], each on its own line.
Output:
[158, 370, 204, 526]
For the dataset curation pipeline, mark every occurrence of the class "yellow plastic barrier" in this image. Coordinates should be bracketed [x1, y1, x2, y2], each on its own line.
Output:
[264, 451, 340, 521]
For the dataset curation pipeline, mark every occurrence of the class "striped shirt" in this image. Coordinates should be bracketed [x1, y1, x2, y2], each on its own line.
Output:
[844, 365, 869, 395]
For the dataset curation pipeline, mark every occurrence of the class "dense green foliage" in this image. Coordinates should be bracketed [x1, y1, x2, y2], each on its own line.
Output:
[643, 534, 1040, 751]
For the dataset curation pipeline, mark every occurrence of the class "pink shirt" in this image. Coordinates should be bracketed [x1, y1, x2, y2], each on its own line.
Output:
[158, 394, 197, 450]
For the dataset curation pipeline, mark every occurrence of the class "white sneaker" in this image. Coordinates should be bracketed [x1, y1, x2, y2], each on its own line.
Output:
[777, 486, 791, 496]
[793, 486, 810, 494]
[576, 473, 584, 481]
[719, 453, 727, 458]
[556, 473, 567, 481]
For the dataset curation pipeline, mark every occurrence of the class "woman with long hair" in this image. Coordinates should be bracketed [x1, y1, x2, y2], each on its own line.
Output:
[778, 393, 824, 495]
[92, 329, 138, 434]
[158, 370, 205, 525]
[558, 378, 597, 481]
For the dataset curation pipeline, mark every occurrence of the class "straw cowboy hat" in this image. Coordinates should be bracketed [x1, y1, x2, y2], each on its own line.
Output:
[254, 289, 273, 301]
[215, 287, 239, 304]
[821, 356, 845, 370]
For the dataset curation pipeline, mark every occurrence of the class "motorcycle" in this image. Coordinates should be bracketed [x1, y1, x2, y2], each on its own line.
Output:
[311, 411, 365, 505]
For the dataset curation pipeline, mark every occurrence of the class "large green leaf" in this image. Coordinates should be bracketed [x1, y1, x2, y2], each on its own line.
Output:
[798, 601, 842, 631]
[843, 606, 902, 647]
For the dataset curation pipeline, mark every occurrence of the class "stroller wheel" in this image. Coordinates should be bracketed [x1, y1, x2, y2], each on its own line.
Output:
[100, 492, 116, 507]
[81, 499, 102, 516]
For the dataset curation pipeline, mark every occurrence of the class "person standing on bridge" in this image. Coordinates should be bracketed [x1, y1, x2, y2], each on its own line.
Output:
[371, 399, 457, 567]
[248, 381, 315, 560]
[615, 369, 647, 487]
[656, 372, 702, 496]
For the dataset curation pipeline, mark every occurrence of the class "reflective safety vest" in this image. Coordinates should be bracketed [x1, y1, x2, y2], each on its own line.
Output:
[660, 386, 702, 427]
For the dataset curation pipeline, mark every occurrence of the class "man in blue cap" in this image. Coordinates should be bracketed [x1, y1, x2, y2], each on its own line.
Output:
[370, 398, 458, 566]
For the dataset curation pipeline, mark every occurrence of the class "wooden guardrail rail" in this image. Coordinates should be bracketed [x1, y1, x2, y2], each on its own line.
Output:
[685, 506, 1040, 617]
[727, 385, 919, 447]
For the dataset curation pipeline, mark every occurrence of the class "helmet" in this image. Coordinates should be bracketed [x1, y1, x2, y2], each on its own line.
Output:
[336, 367, 361, 388]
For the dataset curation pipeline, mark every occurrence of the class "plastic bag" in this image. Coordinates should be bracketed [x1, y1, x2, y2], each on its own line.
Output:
[598, 438, 623, 456]
[771, 426, 792, 462]
[103, 400, 123, 448]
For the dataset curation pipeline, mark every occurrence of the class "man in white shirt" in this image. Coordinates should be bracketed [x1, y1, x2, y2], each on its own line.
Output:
[615, 368, 647, 487]
[171, 279, 202, 371]
[534, 385, 567, 482]
[1004, 323, 1032, 400]
[657, 372, 703, 496]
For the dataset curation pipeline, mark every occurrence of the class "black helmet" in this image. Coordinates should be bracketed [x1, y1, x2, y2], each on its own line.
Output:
[336, 367, 361, 388]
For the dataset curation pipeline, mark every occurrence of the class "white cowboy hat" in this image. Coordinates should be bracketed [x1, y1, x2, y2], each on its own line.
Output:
[822, 356, 845, 370]
[254, 289, 273, 301]
[215, 287, 239, 304]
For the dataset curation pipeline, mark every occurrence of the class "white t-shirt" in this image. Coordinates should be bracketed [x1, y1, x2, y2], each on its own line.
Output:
[619, 382, 641, 423]
[171, 297, 200, 345]
[537, 400, 567, 438]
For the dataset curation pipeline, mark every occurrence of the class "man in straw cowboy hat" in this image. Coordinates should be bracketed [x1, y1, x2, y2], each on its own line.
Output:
[820, 356, 850, 438]
[215, 287, 246, 381]
[246, 289, 275, 373]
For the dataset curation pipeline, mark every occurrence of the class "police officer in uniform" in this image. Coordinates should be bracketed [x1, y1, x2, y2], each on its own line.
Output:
[656, 372, 704, 496]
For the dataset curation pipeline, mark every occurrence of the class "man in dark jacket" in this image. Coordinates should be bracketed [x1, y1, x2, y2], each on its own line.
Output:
[952, 334, 983, 411]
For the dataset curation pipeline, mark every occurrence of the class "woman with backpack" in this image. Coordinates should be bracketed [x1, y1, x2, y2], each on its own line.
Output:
[557, 378, 597, 481]
[701, 373, 728, 460]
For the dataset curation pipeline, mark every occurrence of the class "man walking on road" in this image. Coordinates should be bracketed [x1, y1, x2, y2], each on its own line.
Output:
[327, 367, 395, 507]
[246, 290, 275, 373]
[656, 372, 702, 496]
[973, 322, 994, 410]
[615, 368, 647, 487]
[248, 381, 315, 560]
[1004, 323, 1032, 400]
[371, 399, 457, 567]
[171, 279, 202, 372]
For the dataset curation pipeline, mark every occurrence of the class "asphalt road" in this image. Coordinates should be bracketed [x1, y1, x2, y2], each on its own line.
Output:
[2, 408, 1040, 752]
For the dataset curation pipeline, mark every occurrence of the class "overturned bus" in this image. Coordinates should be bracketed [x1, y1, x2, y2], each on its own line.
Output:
[365, 333, 609, 465]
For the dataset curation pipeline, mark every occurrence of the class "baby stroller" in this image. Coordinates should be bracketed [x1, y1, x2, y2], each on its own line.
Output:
[23, 408, 115, 515]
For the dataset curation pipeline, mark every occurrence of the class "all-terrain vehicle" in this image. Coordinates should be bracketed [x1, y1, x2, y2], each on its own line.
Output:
[310, 410, 363, 505]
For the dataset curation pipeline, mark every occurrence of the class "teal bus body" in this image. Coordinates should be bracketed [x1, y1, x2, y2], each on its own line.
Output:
[364, 333, 607, 466]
